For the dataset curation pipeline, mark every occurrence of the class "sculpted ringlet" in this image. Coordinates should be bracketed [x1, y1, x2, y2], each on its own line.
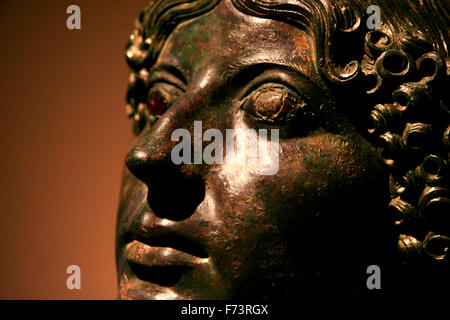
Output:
[117, 0, 449, 299]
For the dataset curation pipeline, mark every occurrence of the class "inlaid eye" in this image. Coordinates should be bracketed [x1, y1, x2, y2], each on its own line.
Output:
[147, 87, 172, 115]
[241, 83, 307, 124]
[146, 81, 183, 120]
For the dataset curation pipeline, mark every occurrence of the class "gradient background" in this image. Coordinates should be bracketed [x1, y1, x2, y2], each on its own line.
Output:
[0, 0, 150, 299]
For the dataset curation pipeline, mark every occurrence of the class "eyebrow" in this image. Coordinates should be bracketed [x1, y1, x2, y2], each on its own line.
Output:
[224, 58, 310, 82]
[150, 63, 188, 86]
[150, 58, 313, 90]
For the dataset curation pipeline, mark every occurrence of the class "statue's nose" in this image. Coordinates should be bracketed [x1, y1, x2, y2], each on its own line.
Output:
[125, 122, 205, 222]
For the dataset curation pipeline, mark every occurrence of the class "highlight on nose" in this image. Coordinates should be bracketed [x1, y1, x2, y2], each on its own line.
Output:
[125, 147, 152, 181]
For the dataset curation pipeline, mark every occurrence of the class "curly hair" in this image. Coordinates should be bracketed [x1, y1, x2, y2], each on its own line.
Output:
[125, 0, 450, 270]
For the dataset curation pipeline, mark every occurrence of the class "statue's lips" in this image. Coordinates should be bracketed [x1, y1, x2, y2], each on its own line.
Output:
[125, 240, 209, 268]
[125, 240, 209, 287]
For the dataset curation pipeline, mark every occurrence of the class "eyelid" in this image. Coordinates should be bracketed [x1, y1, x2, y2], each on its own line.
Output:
[148, 65, 187, 92]
[148, 77, 185, 93]
[239, 73, 308, 102]
[148, 78, 185, 92]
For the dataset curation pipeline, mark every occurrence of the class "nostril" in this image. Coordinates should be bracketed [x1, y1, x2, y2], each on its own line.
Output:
[125, 146, 205, 221]
[147, 166, 206, 221]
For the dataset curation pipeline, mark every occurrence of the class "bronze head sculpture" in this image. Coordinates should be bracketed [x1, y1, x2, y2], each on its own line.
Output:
[116, 0, 449, 299]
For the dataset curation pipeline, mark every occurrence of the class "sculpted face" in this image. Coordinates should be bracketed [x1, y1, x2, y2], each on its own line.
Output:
[116, 0, 389, 299]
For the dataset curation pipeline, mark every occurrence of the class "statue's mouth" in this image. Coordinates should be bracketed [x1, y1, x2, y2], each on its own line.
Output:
[124, 240, 209, 287]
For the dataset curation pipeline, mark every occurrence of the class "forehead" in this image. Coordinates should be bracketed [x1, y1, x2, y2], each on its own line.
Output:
[155, 0, 313, 77]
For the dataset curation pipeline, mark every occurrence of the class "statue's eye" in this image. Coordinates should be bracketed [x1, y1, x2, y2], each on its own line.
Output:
[146, 83, 182, 119]
[241, 83, 307, 124]
[147, 87, 171, 115]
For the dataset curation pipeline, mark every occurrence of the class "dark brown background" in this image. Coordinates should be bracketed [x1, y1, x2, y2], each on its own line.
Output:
[0, 0, 150, 299]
